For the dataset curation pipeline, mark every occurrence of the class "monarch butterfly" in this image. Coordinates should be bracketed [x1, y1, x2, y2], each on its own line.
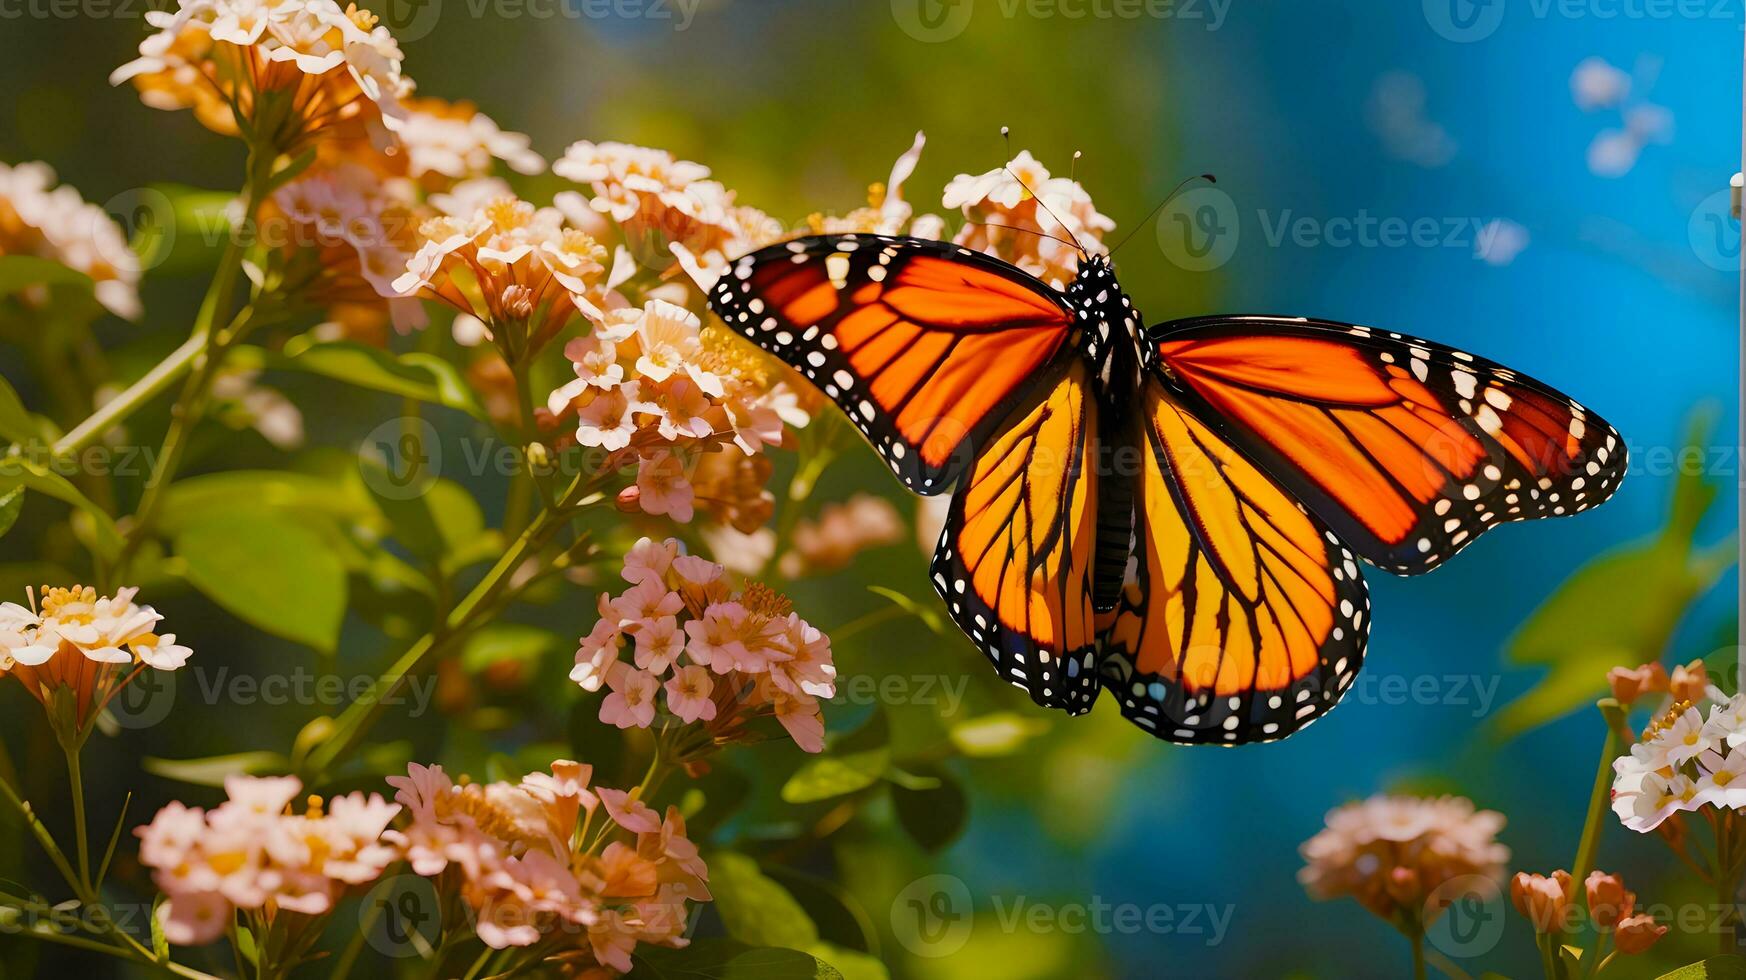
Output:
[706, 230, 1624, 745]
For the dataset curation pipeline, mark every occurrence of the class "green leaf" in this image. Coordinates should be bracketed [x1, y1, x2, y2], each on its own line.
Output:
[0, 460, 122, 559]
[804, 944, 885, 980]
[948, 712, 1052, 757]
[263, 147, 317, 194]
[460, 623, 563, 674]
[149, 895, 169, 961]
[1657, 956, 1746, 980]
[781, 710, 892, 803]
[117, 184, 233, 275]
[158, 469, 375, 537]
[891, 765, 967, 852]
[0, 375, 36, 447]
[708, 852, 819, 950]
[630, 940, 844, 980]
[1493, 408, 1737, 738]
[867, 586, 952, 638]
[0, 487, 23, 540]
[143, 751, 291, 787]
[363, 469, 488, 566]
[0, 255, 94, 299]
[173, 508, 347, 652]
[231, 341, 486, 420]
[781, 749, 891, 804]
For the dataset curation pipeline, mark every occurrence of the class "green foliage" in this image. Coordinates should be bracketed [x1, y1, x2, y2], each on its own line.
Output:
[0, 488, 22, 541]
[172, 506, 347, 653]
[630, 940, 846, 980]
[891, 764, 967, 853]
[0, 375, 35, 447]
[230, 339, 487, 421]
[709, 852, 821, 950]
[1658, 957, 1746, 980]
[1493, 408, 1738, 738]
[0, 459, 122, 559]
[0, 255, 94, 300]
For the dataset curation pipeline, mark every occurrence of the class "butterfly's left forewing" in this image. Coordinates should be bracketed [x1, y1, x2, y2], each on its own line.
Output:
[1098, 378, 1369, 744]
[709, 235, 1076, 495]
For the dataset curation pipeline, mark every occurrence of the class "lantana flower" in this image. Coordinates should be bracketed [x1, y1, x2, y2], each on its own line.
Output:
[272, 162, 429, 333]
[136, 775, 400, 945]
[111, 0, 413, 155]
[1298, 793, 1509, 930]
[382, 760, 707, 965]
[936, 148, 1115, 289]
[777, 493, 905, 579]
[570, 538, 835, 754]
[0, 586, 191, 742]
[553, 140, 783, 291]
[548, 299, 808, 525]
[392, 195, 609, 359]
[1608, 671, 1746, 832]
[0, 162, 141, 319]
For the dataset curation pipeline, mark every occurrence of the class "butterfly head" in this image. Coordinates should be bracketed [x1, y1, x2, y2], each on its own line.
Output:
[1065, 253, 1144, 377]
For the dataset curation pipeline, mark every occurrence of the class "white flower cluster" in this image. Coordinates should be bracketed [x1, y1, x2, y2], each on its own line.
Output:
[1612, 687, 1746, 832]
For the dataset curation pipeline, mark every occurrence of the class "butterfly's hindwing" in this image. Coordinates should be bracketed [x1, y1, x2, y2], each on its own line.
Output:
[930, 360, 1102, 714]
[1097, 378, 1370, 744]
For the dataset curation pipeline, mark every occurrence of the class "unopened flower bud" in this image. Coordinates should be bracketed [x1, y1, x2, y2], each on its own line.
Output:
[1510, 870, 1572, 933]
[616, 485, 642, 514]
[1669, 659, 1709, 702]
[1584, 870, 1633, 929]
[1614, 912, 1667, 954]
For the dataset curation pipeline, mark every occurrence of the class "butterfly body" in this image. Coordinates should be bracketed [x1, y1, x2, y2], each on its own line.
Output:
[708, 233, 1624, 745]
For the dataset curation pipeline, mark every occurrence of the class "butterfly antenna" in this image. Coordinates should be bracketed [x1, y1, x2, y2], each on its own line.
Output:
[1109, 172, 1217, 257]
[958, 220, 1084, 252]
[998, 127, 1088, 257]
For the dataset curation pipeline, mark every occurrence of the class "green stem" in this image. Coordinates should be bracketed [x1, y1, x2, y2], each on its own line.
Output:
[63, 742, 89, 893]
[51, 334, 206, 459]
[1410, 929, 1427, 980]
[1719, 810, 1737, 954]
[114, 152, 274, 578]
[1425, 949, 1476, 980]
[1572, 701, 1627, 891]
[0, 767, 83, 902]
[304, 473, 589, 777]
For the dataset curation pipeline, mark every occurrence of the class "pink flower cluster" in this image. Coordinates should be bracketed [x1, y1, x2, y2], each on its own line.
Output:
[573, 538, 834, 753]
[548, 303, 806, 523]
[385, 760, 707, 967]
[136, 775, 400, 945]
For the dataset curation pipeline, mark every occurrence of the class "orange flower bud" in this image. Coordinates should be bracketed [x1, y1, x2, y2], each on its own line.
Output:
[1669, 659, 1710, 703]
[1386, 866, 1421, 905]
[615, 485, 642, 513]
[1583, 870, 1634, 929]
[1511, 870, 1572, 933]
[1607, 665, 1658, 704]
[1614, 912, 1668, 954]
